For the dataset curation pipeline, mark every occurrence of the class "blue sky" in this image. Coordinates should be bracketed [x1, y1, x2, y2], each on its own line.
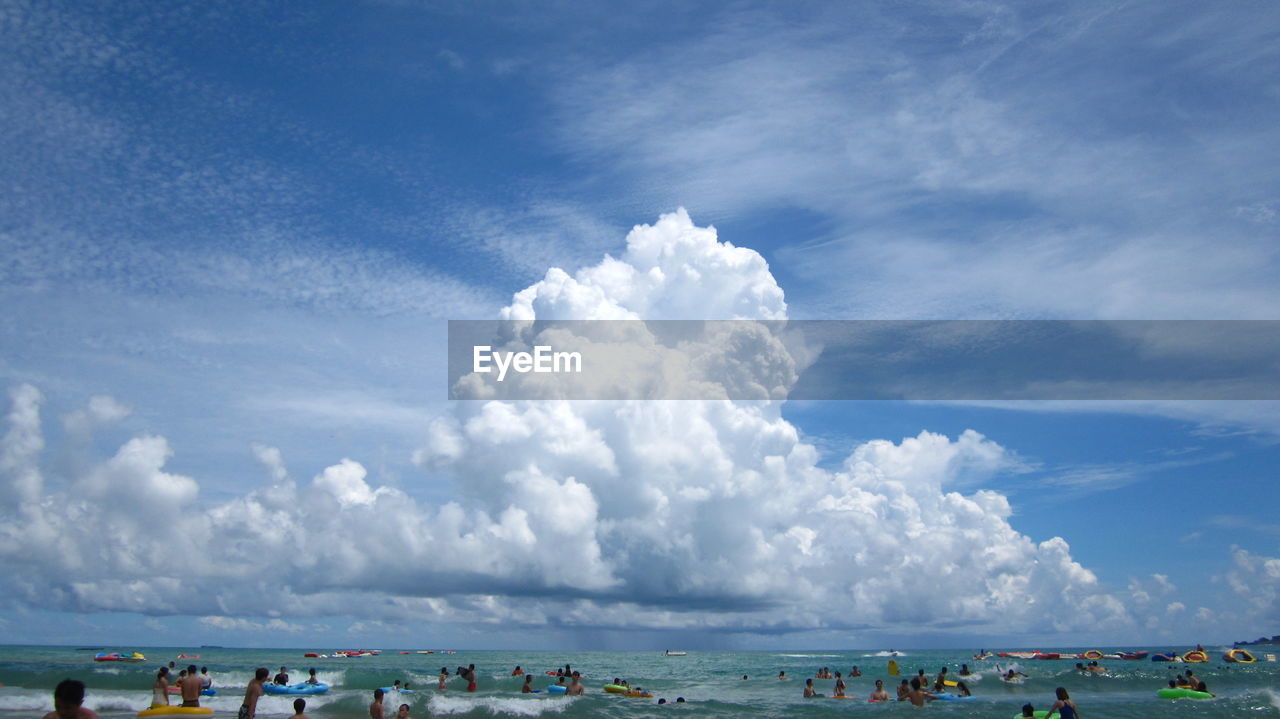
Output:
[1, 0, 1279, 649]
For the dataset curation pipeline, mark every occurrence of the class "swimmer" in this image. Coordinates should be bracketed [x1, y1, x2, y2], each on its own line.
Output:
[178, 664, 202, 707]
[200, 667, 212, 691]
[804, 678, 818, 698]
[1046, 687, 1078, 719]
[437, 667, 448, 691]
[849, 665, 861, 677]
[955, 680, 971, 697]
[522, 675, 534, 693]
[778, 671, 788, 681]
[959, 663, 971, 676]
[240, 668, 268, 719]
[152, 668, 170, 709]
[274, 667, 289, 686]
[288, 698, 309, 719]
[369, 689, 384, 719]
[933, 666, 949, 692]
[512, 666, 524, 676]
[896, 679, 911, 701]
[1019, 704, 1036, 718]
[905, 677, 936, 706]
[869, 679, 889, 702]
[566, 674, 584, 696]
[833, 671, 845, 697]
[395, 704, 410, 719]
[43, 679, 100, 719]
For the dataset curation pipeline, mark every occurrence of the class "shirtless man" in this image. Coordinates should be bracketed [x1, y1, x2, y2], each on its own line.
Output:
[42, 679, 100, 719]
[869, 679, 890, 702]
[521, 675, 535, 693]
[803, 678, 818, 698]
[464, 665, 477, 693]
[179, 665, 203, 707]
[933, 667, 949, 692]
[288, 698, 310, 719]
[896, 679, 911, 701]
[395, 703, 410, 719]
[567, 673, 585, 696]
[240, 668, 268, 719]
[905, 677, 937, 707]
[369, 688, 385, 719]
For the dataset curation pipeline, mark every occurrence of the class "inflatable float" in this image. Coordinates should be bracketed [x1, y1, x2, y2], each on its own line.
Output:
[1079, 650, 1104, 660]
[1225, 649, 1256, 663]
[546, 685, 567, 694]
[95, 652, 146, 662]
[1011, 713, 1052, 719]
[1183, 650, 1209, 663]
[1158, 688, 1214, 699]
[263, 682, 329, 696]
[137, 708, 213, 718]
[933, 692, 974, 701]
[1150, 653, 1181, 662]
[1118, 651, 1148, 660]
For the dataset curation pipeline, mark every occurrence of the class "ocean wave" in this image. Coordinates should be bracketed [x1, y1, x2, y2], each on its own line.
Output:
[428, 694, 575, 717]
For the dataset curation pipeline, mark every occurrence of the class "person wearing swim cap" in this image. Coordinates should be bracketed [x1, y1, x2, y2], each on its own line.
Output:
[43, 679, 100, 719]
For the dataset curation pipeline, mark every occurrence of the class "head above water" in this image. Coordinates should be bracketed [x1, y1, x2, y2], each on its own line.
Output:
[255, 668, 269, 681]
[292, 698, 305, 714]
[53, 679, 86, 708]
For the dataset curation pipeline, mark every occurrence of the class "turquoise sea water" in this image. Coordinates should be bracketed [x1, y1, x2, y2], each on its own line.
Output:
[2, 645, 1278, 718]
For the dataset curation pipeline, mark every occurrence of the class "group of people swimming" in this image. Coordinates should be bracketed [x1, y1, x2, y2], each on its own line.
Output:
[1167, 669, 1212, 695]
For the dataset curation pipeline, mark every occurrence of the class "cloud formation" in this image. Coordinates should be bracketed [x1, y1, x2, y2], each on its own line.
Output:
[0, 210, 1183, 640]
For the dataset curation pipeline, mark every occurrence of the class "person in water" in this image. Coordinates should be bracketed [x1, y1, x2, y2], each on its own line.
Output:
[849, 665, 861, 677]
[437, 667, 448, 691]
[304, 668, 319, 685]
[869, 679, 890, 702]
[152, 668, 170, 708]
[178, 664, 203, 707]
[959, 663, 971, 676]
[464, 665, 477, 692]
[521, 675, 535, 693]
[567, 673, 585, 696]
[274, 667, 289, 686]
[1046, 687, 1079, 719]
[395, 704, 411, 719]
[905, 677, 937, 707]
[240, 668, 268, 719]
[778, 670, 787, 681]
[200, 667, 212, 691]
[954, 681, 971, 697]
[43, 679, 100, 719]
[803, 678, 818, 698]
[933, 666, 949, 692]
[288, 698, 310, 719]
[833, 671, 845, 697]
[368, 689, 384, 719]
[512, 666, 524, 676]
[1020, 704, 1036, 718]
[896, 679, 911, 701]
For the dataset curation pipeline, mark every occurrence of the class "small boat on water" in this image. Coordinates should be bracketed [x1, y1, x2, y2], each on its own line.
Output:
[664, 650, 687, 656]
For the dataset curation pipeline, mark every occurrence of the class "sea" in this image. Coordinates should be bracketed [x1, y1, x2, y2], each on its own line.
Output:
[2, 645, 1278, 718]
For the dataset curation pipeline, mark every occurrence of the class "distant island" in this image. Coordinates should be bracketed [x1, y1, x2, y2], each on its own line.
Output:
[1234, 635, 1280, 646]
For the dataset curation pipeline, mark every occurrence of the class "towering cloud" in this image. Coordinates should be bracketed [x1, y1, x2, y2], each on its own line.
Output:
[0, 210, 1155, 637]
